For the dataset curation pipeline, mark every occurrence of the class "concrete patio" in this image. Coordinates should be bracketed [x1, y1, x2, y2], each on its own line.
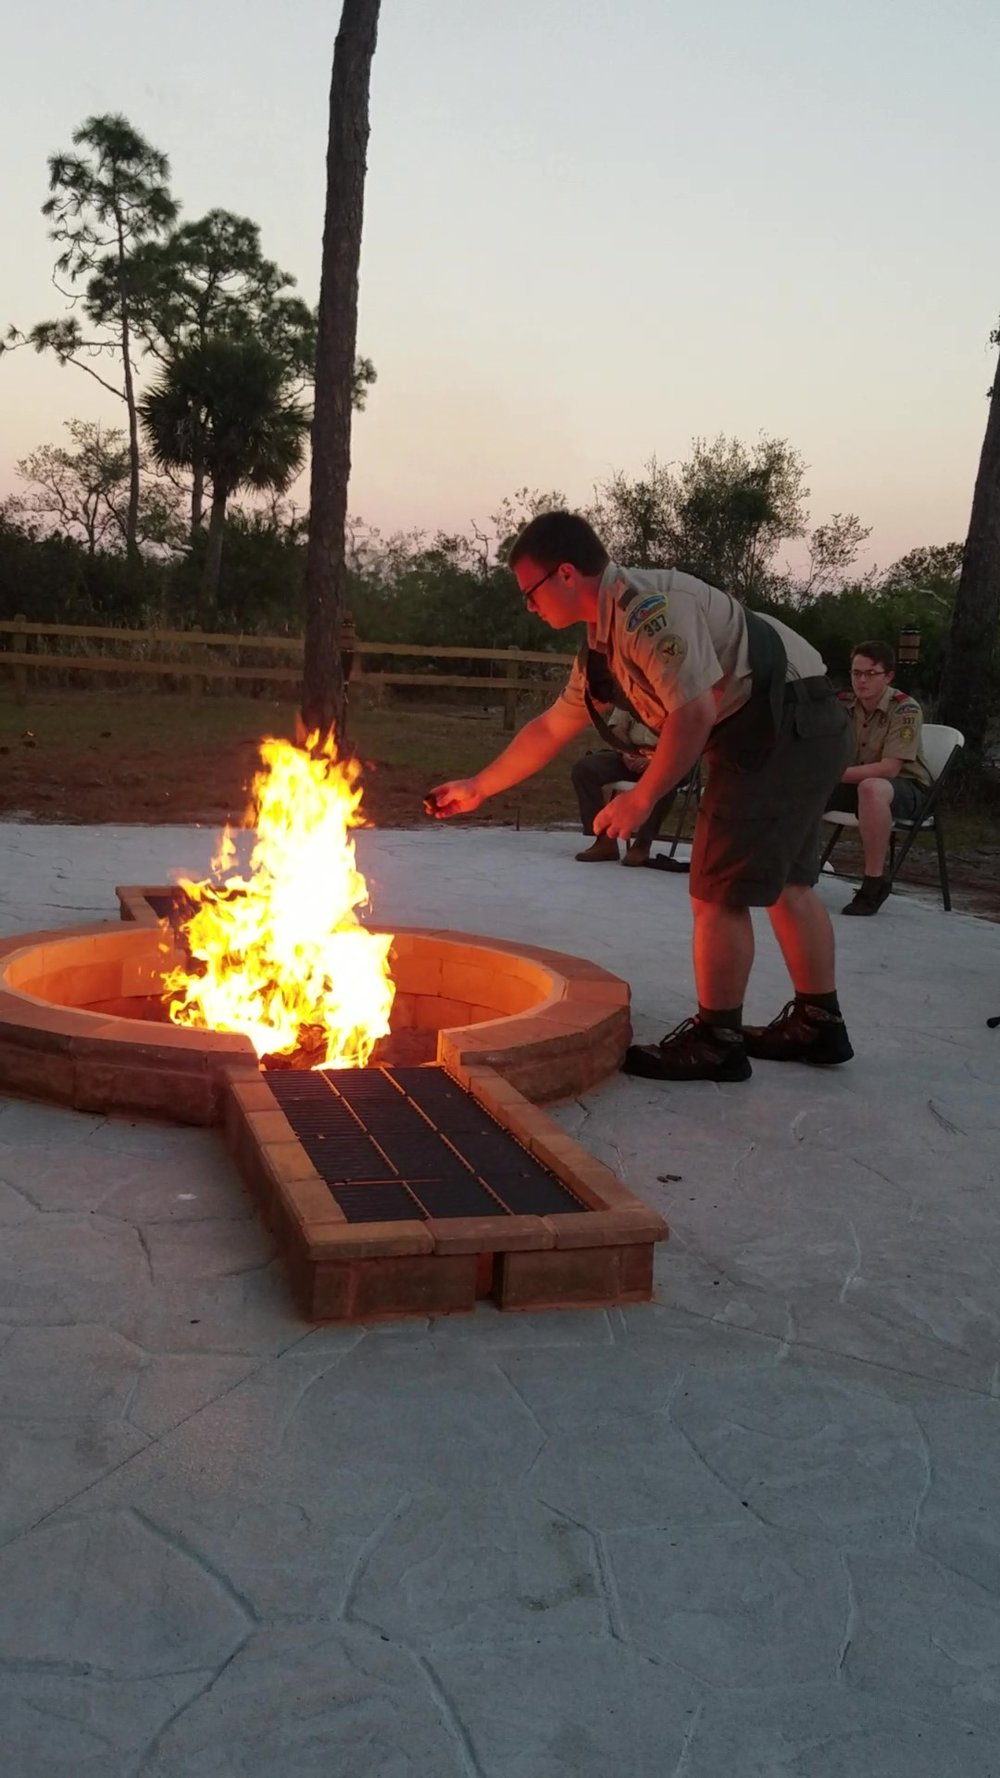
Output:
[1, 819, 999, 1777]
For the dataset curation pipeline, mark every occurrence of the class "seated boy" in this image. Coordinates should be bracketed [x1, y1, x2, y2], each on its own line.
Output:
[571, 707, 678, 866]
[828, 640, 931, 915]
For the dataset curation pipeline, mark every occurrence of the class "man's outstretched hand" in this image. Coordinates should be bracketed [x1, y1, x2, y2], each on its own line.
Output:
[594, 785, 652, 842]
[425, 778, 484, 819]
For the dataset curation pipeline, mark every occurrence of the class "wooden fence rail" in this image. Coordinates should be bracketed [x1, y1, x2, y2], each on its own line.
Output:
[0, 619, 576, 710]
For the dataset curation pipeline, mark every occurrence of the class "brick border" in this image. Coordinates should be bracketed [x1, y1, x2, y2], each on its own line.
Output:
[223, 1062, 667, 1320]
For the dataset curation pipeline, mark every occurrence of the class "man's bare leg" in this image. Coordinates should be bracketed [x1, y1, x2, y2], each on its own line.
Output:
[691, 898, 755, 1009]
[743, 882, 852, 1063]
[766, 883, 836, 994]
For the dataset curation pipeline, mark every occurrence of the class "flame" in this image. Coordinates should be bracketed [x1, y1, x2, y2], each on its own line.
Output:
[164, 732, 394, 1068]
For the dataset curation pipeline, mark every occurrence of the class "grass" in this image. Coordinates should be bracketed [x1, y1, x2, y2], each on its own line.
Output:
[1, 686, 996, 888]
[0, 686, 597, 828]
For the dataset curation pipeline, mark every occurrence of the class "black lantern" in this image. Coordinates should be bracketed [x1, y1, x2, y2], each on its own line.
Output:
[897, 625, 921, 666]
[897, 625, 920, 692]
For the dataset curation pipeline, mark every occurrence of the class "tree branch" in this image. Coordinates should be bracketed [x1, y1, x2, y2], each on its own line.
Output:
[54, 353, 124, 402]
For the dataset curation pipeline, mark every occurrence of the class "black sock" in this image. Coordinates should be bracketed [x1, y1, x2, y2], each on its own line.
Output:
[796, 990, 841, 1017]
[698, 1004, 743, 1033]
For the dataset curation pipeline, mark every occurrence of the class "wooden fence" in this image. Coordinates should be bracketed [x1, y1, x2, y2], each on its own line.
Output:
[0, 618, 576, 722]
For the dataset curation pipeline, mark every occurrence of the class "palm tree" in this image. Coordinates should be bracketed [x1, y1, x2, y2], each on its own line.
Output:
[140, 336, 309, 604]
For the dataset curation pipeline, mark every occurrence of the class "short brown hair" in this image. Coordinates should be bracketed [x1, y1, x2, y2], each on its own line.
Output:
[851, 639, 895, 674]
[508, 511, 609, 576]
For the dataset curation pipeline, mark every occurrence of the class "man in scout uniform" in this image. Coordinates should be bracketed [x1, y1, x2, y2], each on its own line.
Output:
[827, 640, 931, 916]
[429, 511, 854, 1083]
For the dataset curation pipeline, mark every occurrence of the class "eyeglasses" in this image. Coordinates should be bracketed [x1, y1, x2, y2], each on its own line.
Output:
[518, 566, 558, 607]
[850, 667, 887, 681]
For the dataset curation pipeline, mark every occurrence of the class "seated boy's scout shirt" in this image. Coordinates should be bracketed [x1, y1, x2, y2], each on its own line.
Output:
[605, 708, 658, 753]
[837, 686, 931, 789]
[556, 563, 826, 735]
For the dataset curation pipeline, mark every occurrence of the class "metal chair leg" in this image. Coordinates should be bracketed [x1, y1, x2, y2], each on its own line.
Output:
[934, 815, 952, 911]
[666, 775, 698, 859]
[819, 825, 840, 870]
[664, 792, 686, 859]
[886, 820, 921, 888]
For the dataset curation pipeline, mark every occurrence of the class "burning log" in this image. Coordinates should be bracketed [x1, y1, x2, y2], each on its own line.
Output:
[262, 1023, 332, 1072]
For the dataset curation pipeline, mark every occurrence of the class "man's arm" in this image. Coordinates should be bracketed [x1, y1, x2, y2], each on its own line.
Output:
[477, 700, 591, 796]
[430, 698, 591, 817]
[842, 757, 903, 784]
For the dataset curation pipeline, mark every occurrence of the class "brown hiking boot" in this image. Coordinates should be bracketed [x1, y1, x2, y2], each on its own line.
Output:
[742, 1001, 854, 1065]
[623, 1018, 752, 1082]
[574, 837, 620, 863]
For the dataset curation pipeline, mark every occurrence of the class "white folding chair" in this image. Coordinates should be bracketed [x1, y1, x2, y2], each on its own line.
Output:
[820, 723, 965, 911]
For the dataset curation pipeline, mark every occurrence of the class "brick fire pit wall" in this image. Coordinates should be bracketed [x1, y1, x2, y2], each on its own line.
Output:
[0, 903, 632, 1119]
[0, 922, 253, 1122]
[116, 886, 634, 1106]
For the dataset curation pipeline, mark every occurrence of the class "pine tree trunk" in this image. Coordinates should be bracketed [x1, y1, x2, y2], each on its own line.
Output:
[938, 335, 1000, 756]
[300, 0, 381, 744]
[117, 225, 142, 569]
[122, 338, 142, 565]
[203, 488, 228, 607]
[191, 453, 205, 535]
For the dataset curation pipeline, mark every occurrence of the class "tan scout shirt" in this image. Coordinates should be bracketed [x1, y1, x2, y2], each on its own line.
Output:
[841, 686, 931, 788]
[605, 708, 658, 751]
[557, 563, 826, 733]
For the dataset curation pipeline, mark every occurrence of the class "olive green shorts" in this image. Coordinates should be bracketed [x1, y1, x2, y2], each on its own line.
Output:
[691, 686, 852, 908]
[825, 776, 925, 823]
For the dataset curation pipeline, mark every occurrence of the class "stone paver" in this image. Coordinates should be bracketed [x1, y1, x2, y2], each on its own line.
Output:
[0, 822, 999, 1776]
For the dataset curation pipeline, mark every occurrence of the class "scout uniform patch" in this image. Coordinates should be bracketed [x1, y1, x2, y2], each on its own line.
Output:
[625, 593, 668, 632]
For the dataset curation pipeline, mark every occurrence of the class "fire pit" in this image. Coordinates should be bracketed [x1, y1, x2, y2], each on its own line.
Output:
[0, 890, 666, 1319]
[0, 735, 667, 1319]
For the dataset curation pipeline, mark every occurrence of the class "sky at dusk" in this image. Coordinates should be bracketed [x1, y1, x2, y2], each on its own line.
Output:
[2, 0, 998, 576]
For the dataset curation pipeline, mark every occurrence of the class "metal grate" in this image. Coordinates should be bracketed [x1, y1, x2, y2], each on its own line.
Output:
[267, 1065, 584, 1224]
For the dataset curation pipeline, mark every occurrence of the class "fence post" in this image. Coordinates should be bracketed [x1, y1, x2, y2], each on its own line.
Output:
[11, 614, 27, 704]
[187, 625, 207, 696]
[502, 646, 519, 732]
